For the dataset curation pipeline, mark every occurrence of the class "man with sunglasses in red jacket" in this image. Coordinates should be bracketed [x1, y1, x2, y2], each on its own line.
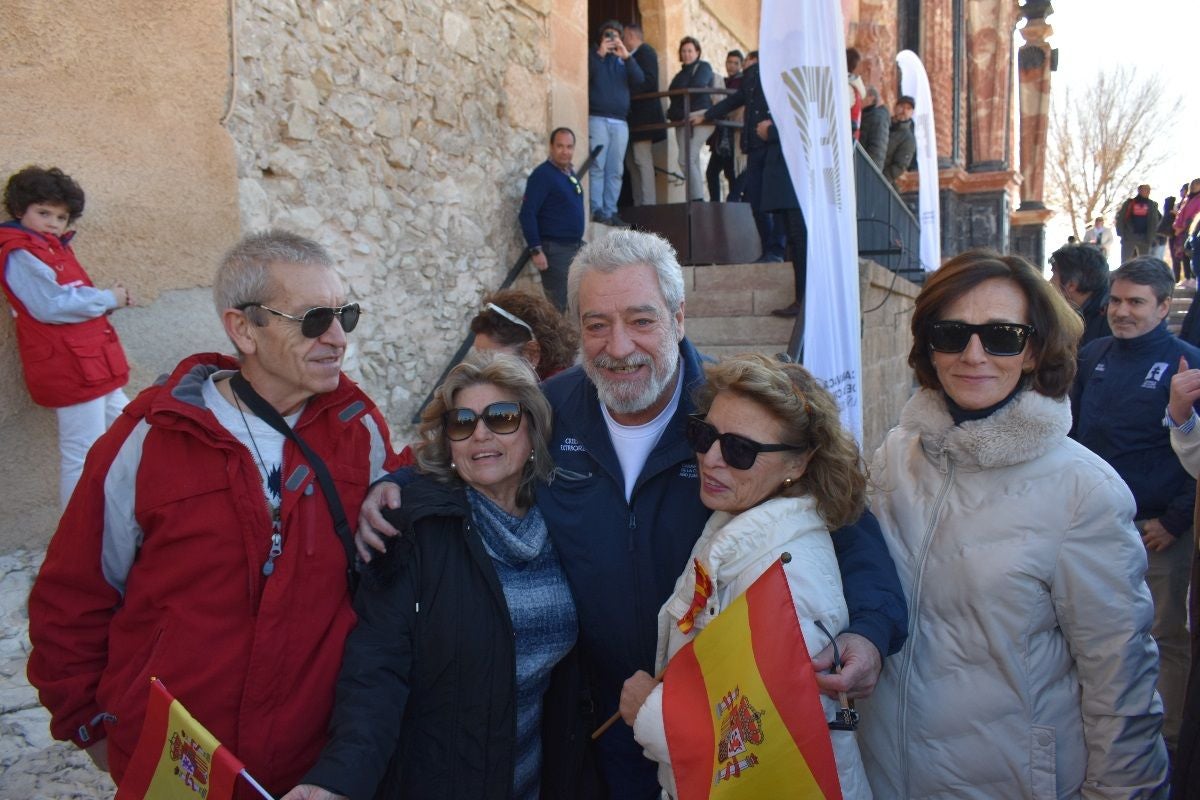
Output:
[27, 230, 400, 798]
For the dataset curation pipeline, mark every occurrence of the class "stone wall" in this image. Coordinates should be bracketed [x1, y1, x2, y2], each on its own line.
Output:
[860, 259, 919, 456]
[687, 0, 752, 65]
[226, 0, 576, 439]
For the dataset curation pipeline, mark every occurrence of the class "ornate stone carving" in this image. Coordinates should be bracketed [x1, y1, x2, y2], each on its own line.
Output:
[965, 0, 1020, 167]
[850, 0, 899, 110]
[1017, 13, 1054, 206]
[921, 0, 957, 163]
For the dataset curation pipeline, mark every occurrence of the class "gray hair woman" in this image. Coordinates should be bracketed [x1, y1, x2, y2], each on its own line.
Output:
[283, 353, 590, 800]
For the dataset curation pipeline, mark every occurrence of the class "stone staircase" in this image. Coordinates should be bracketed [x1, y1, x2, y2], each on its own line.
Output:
[1170, 284, 1195, 336]
[681, 262, 798, 358]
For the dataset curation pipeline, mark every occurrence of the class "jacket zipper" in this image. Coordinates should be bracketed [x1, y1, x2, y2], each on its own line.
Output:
[895, 452, 954, 793]
[261, 508, 283, 576]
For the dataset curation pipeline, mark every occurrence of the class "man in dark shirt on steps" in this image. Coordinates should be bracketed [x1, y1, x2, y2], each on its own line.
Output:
[519, 127, 586, 311]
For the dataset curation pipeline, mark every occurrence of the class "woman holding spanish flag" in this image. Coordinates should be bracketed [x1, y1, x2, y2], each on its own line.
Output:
[617, 353, 871, 799]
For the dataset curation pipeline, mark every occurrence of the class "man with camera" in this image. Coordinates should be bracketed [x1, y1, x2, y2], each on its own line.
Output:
[588, 20, 644, 228]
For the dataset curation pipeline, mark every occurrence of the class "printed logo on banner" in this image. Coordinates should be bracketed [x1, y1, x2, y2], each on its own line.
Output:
[780, 66, 847, 213]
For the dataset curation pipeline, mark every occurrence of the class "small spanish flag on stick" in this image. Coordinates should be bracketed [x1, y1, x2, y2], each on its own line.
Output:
[677, 558, 714, 634]
[116, 678, 272, 800]
[663, 559, 842, 799]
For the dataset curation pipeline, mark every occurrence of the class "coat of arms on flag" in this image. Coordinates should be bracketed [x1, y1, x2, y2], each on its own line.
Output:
[661, 560, 842, 799]
[116, 678, 270, 800]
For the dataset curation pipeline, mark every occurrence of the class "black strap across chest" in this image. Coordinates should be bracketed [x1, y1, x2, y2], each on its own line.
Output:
[230, 373, 358, 592]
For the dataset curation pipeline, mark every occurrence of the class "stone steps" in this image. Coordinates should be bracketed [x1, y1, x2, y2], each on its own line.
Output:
[1170, 286, 1195, 335]
[682, 262, 797, 355]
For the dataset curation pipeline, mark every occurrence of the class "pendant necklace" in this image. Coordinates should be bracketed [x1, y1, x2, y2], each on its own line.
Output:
[233, 385, 284, 576]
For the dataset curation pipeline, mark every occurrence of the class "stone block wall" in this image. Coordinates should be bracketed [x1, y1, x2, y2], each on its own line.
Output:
[226, 0, 571, 438]
[859, 259, 920, 456]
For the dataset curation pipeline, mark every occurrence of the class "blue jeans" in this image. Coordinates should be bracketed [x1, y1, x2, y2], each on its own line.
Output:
[588, 116, 629, 219]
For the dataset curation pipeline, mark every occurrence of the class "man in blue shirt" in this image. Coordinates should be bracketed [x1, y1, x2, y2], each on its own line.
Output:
[1071, 256, 1200, 753]
[589, 20, 643, 228]
[519, 127, 586, 311]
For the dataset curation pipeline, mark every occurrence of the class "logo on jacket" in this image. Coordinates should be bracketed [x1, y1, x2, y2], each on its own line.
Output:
[559, 436, 586, 453]
[1143, 362, 1169, 388]
[679, 463, 698, 479]
[714, 686, 766, 784]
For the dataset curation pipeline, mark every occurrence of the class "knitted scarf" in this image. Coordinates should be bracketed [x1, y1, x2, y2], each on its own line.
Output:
[466, 487, 548, 565]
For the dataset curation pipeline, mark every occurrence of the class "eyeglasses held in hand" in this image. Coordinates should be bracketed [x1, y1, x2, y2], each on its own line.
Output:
[928, 321, 1034, 357]
[240, 302, 361, 338]
[685, 415, 805, 470]
[444, 401, 524, 441]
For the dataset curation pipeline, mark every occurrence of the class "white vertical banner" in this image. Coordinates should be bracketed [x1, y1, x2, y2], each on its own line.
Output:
[759, 0, 862, 441]
[896, 49, 942, 271]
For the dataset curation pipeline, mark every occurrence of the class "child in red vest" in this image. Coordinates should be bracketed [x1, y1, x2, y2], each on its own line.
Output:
[0, 166, 134, 507]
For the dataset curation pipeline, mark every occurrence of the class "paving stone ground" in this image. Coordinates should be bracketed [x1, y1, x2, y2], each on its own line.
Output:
[0, 549, 115, 799]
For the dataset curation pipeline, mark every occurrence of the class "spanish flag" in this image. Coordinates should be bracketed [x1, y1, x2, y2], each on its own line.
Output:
[116, 678, 271, 800]
[662, 560, 841, 799]
[677, 558, 714, 634]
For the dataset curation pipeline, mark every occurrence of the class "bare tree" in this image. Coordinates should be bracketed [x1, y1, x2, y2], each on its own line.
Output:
[1048, 66, 1172, 239]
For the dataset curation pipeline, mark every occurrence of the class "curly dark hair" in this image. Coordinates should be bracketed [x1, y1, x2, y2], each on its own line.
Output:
[694, 354, 867, 530]
[4, 166, 86, 222]
[470, 288, 579, 379]
[909, 249, 1083, 399]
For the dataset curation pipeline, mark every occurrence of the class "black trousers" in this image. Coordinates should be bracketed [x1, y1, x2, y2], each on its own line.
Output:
[783, 207, 808, 303]
[541, 239, 583, 312]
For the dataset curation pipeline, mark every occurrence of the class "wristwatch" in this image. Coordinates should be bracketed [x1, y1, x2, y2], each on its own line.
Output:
[529, 246, 543, 256]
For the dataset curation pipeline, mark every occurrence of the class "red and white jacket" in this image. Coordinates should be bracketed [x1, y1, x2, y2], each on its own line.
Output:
[0, 223, 129, 407]
[27, 353, 400, 797]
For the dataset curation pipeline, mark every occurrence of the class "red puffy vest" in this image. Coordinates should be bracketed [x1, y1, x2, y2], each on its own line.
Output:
[0, 225, 129, 407]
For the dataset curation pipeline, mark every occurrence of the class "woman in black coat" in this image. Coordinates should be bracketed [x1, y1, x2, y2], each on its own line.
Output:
[283, 355, 598, 800]
[667, 36, 715, 201]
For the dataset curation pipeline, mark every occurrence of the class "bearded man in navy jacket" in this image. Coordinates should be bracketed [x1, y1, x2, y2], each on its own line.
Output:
[1071, 256, 1200, 753]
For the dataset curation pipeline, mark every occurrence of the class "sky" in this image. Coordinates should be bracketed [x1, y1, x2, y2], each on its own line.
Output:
[1039, 1, 1200, 262]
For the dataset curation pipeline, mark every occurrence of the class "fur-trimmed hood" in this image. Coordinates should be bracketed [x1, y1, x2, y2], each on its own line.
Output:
[898, 388, 1072, 471]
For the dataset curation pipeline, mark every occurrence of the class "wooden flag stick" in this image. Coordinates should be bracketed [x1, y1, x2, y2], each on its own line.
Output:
[591, 667, 666, 740]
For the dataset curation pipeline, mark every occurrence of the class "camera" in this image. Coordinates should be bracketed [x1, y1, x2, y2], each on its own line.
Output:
[604, 30, 618, 41]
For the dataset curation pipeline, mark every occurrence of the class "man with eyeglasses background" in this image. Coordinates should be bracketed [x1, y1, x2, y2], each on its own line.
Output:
[357, 229, 907, 799]
[519, 126, 586, 312]
[1070, 256, 1200, 754]
[26, 230, 400, 797]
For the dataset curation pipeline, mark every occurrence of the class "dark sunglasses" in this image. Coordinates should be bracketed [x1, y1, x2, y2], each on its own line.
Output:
[686, 415, 805, 470]
[444, 401, 523, 441]
[928, 321, 1034, 357]
[568, 174, 582, 195]
[241, 302, 361, 338]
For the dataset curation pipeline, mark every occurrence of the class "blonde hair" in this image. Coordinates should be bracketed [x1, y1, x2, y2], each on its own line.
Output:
[695, 354, 866, 529]
[415, 353, 554, 510]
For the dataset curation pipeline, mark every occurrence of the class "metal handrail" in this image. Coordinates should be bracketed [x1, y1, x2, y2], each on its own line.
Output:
[785, 141, 925, 363]
[628, 86, 741, 203]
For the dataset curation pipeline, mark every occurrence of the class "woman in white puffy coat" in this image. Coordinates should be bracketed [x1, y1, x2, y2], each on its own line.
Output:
[859, 250, 1169, 799]
[617, 354, 872, 800]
